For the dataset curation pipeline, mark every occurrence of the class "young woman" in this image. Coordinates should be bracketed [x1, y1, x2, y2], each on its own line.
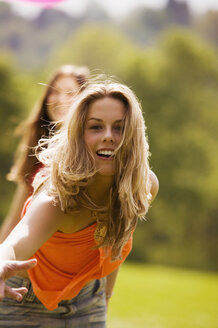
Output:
[0, 81, 158, 327]
[0, 64, 90, 242]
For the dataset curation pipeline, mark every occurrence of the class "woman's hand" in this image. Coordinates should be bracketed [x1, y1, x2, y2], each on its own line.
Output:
[0, 259, 37, 301]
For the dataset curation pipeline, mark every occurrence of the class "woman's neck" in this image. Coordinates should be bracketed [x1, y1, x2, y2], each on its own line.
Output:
[87, 173, 114, 207]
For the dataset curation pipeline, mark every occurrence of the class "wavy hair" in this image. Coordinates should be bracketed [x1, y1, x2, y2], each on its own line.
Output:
[7, 64, 90, 184]
[35, 81, 151, 260]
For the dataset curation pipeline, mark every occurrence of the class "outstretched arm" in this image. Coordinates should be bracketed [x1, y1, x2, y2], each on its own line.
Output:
[1, 191, 62, 262]
[0, 190, 62, 300]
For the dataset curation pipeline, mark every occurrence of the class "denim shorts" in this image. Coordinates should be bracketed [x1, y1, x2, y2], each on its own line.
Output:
[0, 275, 106, 328]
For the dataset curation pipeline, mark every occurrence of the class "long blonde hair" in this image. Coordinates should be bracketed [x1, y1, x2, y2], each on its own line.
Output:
[35, 81, 151, 260]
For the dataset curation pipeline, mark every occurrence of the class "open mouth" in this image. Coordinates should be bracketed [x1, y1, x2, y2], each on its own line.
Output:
[96, 150, 115, 159]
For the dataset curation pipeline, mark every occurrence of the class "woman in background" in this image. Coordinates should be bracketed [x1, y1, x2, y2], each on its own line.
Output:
[0, 64, 90, 242]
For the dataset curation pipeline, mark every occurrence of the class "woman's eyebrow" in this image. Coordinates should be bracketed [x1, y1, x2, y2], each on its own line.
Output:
[87, 118, 102, 122]
[87, 118, 124, 123]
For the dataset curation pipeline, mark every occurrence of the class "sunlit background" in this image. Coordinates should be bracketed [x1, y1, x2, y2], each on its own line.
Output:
[0, 0, 218, 327]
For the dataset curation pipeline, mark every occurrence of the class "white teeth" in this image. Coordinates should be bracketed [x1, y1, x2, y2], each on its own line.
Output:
[97, 150, 114, 156]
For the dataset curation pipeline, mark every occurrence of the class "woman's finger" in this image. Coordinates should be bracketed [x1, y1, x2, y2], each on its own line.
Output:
[0, 259, 37, 280]
[4, 285, 28, 302]
[0, 279, 5, 300]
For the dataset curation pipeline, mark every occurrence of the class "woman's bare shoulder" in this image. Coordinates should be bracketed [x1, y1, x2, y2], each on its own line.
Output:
[28, 190, 63, 219]
[149, 170, 159, 203]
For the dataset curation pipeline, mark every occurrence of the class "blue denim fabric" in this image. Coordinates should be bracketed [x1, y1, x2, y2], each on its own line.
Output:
[0, 276, 106, 328]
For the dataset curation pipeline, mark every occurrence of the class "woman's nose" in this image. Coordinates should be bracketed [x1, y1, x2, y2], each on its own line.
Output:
[103, 128, 114, 142]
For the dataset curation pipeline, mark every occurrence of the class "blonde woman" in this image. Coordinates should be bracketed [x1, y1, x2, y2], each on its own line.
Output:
[0, 81, 158, 327]
[0, 64, 90, 242]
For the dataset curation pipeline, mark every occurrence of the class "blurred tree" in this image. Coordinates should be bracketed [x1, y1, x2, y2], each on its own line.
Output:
[81, 1, 110, 23]
[166, 0, 191, 26]
[0, 55, 38, 221]
[53, 24, 137, 75]
[0, 56, 24, 219]
[121, 7, 169, 45]
[120, 29, 218, 270]
[194, 10, 218, 46]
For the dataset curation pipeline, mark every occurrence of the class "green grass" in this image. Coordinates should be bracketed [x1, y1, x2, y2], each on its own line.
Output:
[107, 263, 218, 328]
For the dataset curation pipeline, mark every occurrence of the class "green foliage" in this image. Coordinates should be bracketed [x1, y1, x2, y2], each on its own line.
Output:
[52, 24, 138, 75]
[0, 56, 32, 220]
[114, 29, 218, 270]
[108, 263, 218, 328]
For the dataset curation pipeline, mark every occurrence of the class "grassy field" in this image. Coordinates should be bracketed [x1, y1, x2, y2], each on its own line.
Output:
[107, 263, 218, 328]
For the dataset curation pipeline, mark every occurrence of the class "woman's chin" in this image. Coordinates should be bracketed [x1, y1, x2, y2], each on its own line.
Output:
[96, 169, 115, 177]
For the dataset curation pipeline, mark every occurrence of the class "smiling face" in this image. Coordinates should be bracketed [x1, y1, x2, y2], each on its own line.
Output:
[47, 75, 80, 122]
[84, 96, 126, 176]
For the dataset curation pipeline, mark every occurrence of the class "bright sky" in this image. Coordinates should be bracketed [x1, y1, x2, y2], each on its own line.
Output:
[3, 0, 218, 19]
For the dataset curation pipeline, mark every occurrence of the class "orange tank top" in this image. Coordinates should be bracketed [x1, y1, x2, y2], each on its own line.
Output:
[22, 198, 133, 310]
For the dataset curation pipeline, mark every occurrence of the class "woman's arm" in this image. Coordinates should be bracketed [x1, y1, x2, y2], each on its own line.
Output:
[0, 190, 62, 262]
[149, 170, 159, 203]
[105, 267, 119, 306]
[0, 183, 31, 242]
[0, 190, 63, 300]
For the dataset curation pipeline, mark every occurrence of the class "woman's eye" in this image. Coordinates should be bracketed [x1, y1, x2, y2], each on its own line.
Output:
[114, 125, 123, 133]
[90, 125, 102, 130]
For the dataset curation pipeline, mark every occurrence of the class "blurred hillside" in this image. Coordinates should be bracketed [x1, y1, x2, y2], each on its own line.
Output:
[0, 0, 218, 70]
